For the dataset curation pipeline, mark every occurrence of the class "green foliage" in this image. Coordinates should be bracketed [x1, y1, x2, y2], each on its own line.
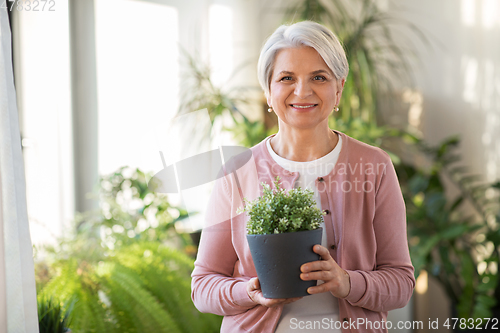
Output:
[178, 49, 250, 127]
[225, 116, 278, 148]
[239, 176, 324, 235]
[36, 166, 222, 332]
[38, 242, 222, 333]
[77, 166, 192, 250]
[328, 116, 414, 165]
[177, 49, 266, 146]
[38, 296, 72, 333]
[396, 136, 500, 319]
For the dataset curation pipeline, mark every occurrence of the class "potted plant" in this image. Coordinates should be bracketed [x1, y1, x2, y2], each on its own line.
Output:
[238, 176, 325, 299]
[37, 296, 72, 333]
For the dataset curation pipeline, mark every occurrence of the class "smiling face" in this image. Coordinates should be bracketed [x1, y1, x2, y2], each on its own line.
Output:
[267, 46, 344, 131]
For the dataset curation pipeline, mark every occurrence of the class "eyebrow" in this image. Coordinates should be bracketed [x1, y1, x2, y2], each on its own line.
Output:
[276, 69, 333, 76]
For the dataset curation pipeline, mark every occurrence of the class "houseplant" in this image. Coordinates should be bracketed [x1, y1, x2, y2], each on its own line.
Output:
[37, 241, 223, 333]
[238, 176, 325, 298]
[398, 136, 500, 322]
[35, 166, 223, 332]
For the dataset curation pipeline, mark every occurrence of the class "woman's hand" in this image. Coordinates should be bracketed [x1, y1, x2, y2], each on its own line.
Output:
[300, 245, 351, 298]
[246, 277, 302, 307]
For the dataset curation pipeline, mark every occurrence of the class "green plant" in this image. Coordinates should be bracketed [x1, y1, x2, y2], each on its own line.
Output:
[178, 49, 249, 126]
[38, 296, 72, 333]
[238, 176, 324, 235]
[35, 166, 223, 332]
[38, 242, 222, 333]
[328, 116, 415, 164]
[224, 115, 278, 148]
[78, 166, 192, 252]
[396, 136, 500, 319]
[178, 44, 283, 148]
[177, 50, 271, 147]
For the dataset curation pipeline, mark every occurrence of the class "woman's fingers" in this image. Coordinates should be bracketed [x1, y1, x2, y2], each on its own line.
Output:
[313, 244, 332, 261]
[261, 296, 302, 307]
[300, 270, 332, 281]
[257, 295, 301, 307]
[247, 277, 302, 307]
[260, 297, 287, 307]
[301, 245, 335, 273]
[298, 245, 351, 298]
[307, 284, 327, 294]
[250, 245, 351, 300]
[248, 277, 260, 290]
[301, 259, 332, 274]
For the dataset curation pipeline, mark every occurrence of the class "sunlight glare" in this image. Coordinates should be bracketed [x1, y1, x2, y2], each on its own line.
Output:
[209, 4, 233, 86]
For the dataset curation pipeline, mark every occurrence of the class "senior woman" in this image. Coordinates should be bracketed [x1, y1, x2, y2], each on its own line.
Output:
[191, 21, 415, 333]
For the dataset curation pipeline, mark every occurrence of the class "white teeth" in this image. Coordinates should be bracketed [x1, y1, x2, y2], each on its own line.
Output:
[292, 105, 315, 108]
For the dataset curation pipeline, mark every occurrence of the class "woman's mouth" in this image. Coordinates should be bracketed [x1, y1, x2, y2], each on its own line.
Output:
[290, 104, 318, 111]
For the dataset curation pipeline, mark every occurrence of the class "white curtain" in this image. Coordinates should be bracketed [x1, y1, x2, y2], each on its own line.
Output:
[0, 7, 39, 333]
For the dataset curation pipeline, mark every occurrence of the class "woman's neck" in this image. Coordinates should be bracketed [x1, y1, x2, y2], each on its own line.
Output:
[269, 127, 338, 162]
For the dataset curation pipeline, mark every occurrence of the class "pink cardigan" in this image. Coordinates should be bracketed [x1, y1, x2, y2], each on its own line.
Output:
[191, 130, 415, 333]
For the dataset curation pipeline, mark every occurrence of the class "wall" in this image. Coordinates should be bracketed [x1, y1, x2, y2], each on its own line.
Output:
[391, 0, 500, 181]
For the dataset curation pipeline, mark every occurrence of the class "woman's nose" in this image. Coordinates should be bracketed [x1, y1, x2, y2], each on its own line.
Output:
[294, 80, 313, 99]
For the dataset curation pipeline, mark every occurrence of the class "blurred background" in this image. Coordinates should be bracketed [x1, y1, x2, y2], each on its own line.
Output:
[5, 0, 500, 331]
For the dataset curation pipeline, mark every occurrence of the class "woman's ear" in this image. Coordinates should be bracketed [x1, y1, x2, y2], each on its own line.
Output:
[336, 78, 346, 104]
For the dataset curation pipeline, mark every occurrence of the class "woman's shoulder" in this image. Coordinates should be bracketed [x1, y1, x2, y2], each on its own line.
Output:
[249, 137, 269, 153]
[338, 131, 392, 164]
[247, 136, 273, 164]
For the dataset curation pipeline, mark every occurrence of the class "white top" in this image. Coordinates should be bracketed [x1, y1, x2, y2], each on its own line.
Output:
[267, 134, 343, 333]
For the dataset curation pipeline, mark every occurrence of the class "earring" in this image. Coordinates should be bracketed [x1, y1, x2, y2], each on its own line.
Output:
[268, 106, 273, 113]
[334, 106, 339, 112]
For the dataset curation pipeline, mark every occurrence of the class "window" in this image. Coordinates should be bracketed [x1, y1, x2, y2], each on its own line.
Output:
[17, 0, 245, 245]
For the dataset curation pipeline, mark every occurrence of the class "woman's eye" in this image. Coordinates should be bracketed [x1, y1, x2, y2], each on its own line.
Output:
[314, 75, 326, 81]
[280, 76, 292, 81]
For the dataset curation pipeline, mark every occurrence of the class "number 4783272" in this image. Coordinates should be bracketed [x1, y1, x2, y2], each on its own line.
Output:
[443, 317, 499, 330]
[1, 0, 56, 11]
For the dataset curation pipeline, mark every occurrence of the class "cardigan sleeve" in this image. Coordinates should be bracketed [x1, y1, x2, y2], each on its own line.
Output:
[344, 155, 416, 312]
[191, 173, 258, 316]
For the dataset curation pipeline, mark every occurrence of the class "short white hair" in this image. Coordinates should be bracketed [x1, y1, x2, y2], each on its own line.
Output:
[257, 21, 349, 98]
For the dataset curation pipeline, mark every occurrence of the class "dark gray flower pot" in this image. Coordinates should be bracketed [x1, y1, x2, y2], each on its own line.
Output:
[246, 228, 322, 299]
